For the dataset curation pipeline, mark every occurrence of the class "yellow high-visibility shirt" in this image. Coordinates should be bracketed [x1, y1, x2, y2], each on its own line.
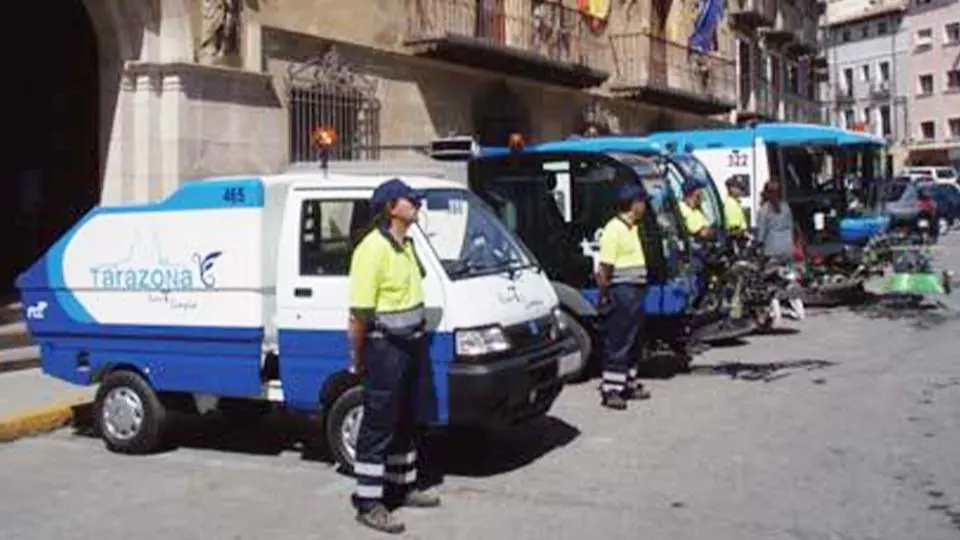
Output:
[349, 228, 424, 314]
[723, 194, 747, 232]
[679, 201, 709, 236]
[598, 216, 647, 284]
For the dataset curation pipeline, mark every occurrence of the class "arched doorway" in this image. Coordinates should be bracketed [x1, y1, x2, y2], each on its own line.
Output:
[473, 82, 531, 146]
[1, 1, 100, 295]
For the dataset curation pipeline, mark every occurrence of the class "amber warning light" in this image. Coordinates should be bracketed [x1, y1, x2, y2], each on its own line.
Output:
[508, 133, 525, 151]
[313, 127, 336, 147]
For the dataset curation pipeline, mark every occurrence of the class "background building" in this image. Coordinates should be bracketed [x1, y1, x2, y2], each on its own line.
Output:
[903, 0, 960, 167]
[820, 0, 910, 171]
[0, 0, 826, 298]
[730, 0, 824, 125]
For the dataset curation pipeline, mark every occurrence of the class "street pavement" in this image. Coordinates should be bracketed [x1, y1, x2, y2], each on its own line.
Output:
[1, 240, 960, 540]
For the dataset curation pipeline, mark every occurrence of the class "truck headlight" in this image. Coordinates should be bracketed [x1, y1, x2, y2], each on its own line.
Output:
[455, 325, 511, 356]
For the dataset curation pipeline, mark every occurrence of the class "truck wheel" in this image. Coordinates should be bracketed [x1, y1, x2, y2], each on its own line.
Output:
[559, 311, 593, 382]
[325, 385, 364, 474]
[95, 370, 167, 455]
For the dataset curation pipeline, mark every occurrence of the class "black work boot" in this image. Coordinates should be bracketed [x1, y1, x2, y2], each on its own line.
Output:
[601, 391, 627, 410]
[402, 487, 441, 508]
[356, 503, 405, 534]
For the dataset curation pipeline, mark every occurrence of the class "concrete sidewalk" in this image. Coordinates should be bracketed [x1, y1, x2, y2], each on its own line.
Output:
[0, 368, 94, 443]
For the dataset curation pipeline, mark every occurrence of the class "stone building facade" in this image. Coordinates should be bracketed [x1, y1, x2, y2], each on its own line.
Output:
[4, 0, 747, 291]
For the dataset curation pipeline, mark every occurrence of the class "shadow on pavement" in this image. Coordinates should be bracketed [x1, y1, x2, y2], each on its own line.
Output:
[686, 358, 837, 382]
[70, 409, 579, 481]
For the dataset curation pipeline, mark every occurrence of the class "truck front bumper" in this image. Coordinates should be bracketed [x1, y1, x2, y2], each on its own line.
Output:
[446, 335, 578, 428]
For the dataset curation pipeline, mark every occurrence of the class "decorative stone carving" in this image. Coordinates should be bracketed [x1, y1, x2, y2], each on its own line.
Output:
[198, 0, 242, 66]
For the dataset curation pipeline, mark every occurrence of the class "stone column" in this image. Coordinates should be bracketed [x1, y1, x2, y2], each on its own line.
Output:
[132, 74, 155, 203]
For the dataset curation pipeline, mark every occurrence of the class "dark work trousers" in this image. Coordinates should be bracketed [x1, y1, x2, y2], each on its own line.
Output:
[352, 335, 433, 512]
[599, 284, 647, 395]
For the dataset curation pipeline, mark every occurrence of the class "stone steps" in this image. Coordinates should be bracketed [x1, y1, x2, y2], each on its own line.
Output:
[0, 302, 38, 373]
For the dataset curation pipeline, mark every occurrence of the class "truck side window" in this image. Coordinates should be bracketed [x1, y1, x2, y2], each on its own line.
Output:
[299, 198, 374, 276]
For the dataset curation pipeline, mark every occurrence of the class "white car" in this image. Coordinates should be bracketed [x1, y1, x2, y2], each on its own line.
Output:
[900, 166, 958, 184]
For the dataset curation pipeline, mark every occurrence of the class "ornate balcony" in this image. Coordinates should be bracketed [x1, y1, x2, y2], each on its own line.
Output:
[729, 0, 777, 31]
[760, 0, 799, 47]
[609, 32, 737, 115]
[404, 0, 609, 88]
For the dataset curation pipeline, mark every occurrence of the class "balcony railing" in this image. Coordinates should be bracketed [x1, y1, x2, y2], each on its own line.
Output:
[404, 0, 609, 87]
[729, 0, 777, 30]
[833, 84, 855, 104]
[762, 0, 799, 44]
[784, 93, 823, 124]
[610, 31, 737, 114]
[869, 80, 892, 99]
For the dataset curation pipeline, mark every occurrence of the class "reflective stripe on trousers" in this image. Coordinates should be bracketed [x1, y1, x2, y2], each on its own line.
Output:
[598, 284, 646, 394]
[352, 335, 435, 511]
[610, 265, 647, 285]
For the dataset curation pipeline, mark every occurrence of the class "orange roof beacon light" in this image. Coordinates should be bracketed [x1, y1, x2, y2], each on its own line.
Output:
[507, 132, 525, 152]
[312, 127, 336, 171]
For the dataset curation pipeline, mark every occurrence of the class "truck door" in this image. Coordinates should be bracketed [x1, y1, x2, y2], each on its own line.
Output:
[275, 188, 375, 412]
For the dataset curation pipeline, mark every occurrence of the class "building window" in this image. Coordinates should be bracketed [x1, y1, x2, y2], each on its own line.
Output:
[842, 29, 851, 42]
[916, 28, 934, 49]
[917, 0, 932, 5]
[843, 68, 854, 94]
[286, 50, 382, 164]
[878, 21, 889, 35]
[946, 22, 960, 44]
[861, 25, 870, 38]
[948, 70, 960, 90]
[920, 121, 936, 140]
[919, 74, 934, 95]
[880, 105, 892, 136]
[863, 106, 873, 131]
[843, 109, 855, 129]
[861, 64, 871, 82]
[949, 118, 960, 139]
[879, 61, 891, 82]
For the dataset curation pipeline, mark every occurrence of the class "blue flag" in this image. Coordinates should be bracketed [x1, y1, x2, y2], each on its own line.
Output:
[689, 0, 724, 52]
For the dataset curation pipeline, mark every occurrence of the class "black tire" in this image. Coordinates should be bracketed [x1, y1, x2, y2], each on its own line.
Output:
[94, 370, 167, 455]
[560, 311, 593, 382]
[325, 385, 364, 473]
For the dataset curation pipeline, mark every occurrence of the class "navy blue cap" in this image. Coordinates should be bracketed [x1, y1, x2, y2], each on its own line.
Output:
[682, 179, 704, 196]
[370, 178, 423, 214]
[616, 183, 646, 203]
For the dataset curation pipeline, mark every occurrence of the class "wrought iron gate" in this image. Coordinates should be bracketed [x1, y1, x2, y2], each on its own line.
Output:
[286, 48, 381, 162]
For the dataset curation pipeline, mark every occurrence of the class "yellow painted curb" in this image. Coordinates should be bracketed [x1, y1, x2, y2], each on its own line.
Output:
[0, 399, 93, 443]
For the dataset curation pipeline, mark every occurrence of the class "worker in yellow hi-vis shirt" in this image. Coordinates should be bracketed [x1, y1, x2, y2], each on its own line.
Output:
[348, 178, 440, 534]
[722, 176, 748, 235]
[678, 180, 713, 240]
[595, 182, 651, 410]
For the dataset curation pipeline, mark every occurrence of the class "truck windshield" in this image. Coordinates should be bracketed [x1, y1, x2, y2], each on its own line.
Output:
[670, 155, 723, 227]
[416, 188, 539, 280]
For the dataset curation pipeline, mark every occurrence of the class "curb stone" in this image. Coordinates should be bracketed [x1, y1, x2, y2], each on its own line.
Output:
[0, 400, 94, 443]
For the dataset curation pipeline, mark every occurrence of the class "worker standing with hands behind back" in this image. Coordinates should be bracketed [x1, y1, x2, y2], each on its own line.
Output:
[596, 182, 652, 410]
[348, 178, 441, 535]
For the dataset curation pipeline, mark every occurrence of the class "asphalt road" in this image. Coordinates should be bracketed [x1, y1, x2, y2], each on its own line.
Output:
[2, 240, 960, 540]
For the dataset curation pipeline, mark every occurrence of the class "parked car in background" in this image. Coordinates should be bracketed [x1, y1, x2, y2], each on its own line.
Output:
[900, 166, 958, 185]
[883, 176, 940, 242]
[919, 182, 960, 234]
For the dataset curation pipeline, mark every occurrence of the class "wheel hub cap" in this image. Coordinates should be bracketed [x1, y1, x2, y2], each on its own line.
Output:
[340, 406, 363, 463]
[102, 387, 144, 441]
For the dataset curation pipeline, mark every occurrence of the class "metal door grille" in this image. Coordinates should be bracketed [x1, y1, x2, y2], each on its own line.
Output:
[287, 48, 381, 163]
